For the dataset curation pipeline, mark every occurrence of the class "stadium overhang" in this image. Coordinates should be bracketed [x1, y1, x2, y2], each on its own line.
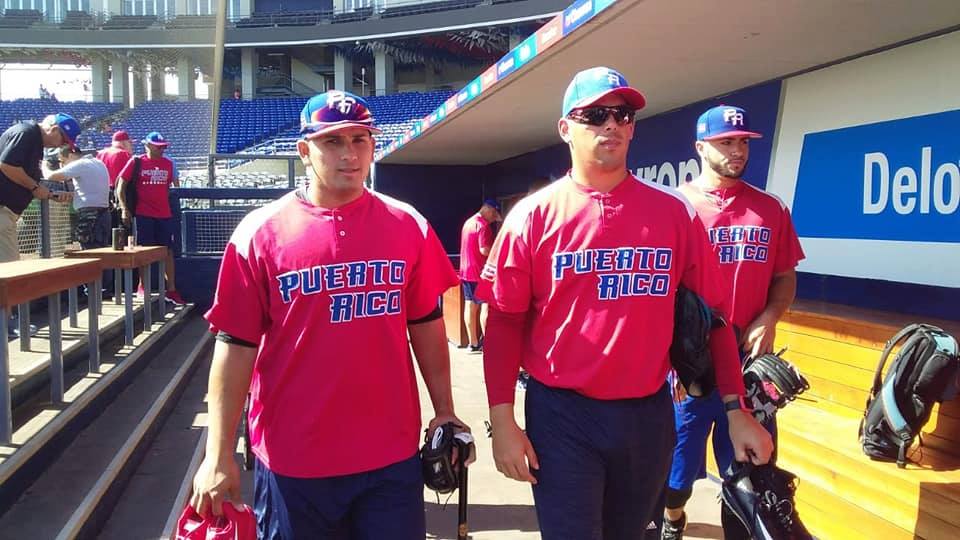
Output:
[378, 0, 960, 166]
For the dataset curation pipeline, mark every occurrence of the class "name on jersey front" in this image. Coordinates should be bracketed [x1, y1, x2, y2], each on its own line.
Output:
[708, 226, 771, 263]
[276, 260, 406, 323]
[553, 247, 673, 300]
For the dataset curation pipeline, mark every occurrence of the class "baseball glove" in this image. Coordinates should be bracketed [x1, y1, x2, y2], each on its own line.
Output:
[721, 461, 813, 540]
[743, 351, 810, 424]
[420, 422, 475, 494]
[670, 286, 724, 398]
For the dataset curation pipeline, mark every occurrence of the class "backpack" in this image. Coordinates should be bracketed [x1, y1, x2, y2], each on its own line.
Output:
[123, 157, 141, 215]
[859, 324, 960, 467]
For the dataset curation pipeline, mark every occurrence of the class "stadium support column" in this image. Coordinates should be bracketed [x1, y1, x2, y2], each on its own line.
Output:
[334, 52, 352, 93]
[374, 50, 395, 96]
[91, 59, 109, 103]
[110, 60, 130, 107]
[177, 57, 196, 101]
[132, 70, 146, 106]
[149, 65, 165, 99]
[237, 0, 251, 17]
[241, 47, 257, 100]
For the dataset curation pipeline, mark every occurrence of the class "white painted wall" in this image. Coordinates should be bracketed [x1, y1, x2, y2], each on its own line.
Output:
[768, 31, 960, 287]
[291, 57, 328, 94]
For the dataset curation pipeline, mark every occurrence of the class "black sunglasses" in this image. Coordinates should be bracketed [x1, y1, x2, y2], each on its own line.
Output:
[567, 105, 636, 126]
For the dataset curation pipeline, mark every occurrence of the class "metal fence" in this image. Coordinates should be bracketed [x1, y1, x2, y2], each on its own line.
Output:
[16, 185, 78, 259]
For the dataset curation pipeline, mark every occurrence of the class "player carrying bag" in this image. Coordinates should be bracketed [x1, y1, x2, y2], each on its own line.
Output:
[859, 323, 960, 467]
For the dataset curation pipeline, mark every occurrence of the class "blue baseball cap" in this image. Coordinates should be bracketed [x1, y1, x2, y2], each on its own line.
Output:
[482, 198, 501, 212]
[696, 105, 762, 141]
[142, 131, 170, 147]
[300, 91, 382, 139]
[53, 113, 80, 146]
[562, 67, 646, 117]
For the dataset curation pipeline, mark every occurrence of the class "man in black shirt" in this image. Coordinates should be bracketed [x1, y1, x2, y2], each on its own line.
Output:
[0, 113, 81, 338]
[0, 113, 80, 263]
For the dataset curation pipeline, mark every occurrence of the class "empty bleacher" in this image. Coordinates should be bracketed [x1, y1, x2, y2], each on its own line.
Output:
[0, 8, 42, 28]
[0, 100, 121, 135]
[102, 15, 157, 29]
[164, 14, 216, 29]
[380, 0, 483, 19]
[79, 100, 212, 160]
[60, 10, 96, 29]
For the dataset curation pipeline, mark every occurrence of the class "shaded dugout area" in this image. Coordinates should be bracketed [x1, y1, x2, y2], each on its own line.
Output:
[371, 1, 960, 539]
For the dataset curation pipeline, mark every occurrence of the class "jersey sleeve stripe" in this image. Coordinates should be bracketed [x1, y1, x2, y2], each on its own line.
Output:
[742, 182, 789, 210]
[635, 176, 697, 220]
[370, 190, 428, 238]
[229, 192, 293, 259]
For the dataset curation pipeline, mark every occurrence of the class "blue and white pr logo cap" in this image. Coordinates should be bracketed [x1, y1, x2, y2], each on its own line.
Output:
[696, 105, 763, 141]
[562, 66, 646, 117]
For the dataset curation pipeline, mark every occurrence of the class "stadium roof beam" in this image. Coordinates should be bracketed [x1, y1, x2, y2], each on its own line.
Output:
[379, 0, 960, 166]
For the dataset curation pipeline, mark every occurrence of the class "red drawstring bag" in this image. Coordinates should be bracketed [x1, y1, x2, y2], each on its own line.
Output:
[176, 503, 256, 540]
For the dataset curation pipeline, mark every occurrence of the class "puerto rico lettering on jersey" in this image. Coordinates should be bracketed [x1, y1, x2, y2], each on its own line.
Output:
[708, 225, 771, 264]
[552, 246, 673, 300]
[275, 259, 406, 323]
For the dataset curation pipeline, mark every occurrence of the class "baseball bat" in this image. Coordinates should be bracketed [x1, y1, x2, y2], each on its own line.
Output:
[457, 465, 468, 540]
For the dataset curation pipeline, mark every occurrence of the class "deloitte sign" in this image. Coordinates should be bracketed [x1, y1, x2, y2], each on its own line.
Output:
[792, 110, 959, 243]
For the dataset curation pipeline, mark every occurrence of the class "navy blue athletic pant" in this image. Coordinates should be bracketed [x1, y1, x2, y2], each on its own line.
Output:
[525, 377, 675, 540]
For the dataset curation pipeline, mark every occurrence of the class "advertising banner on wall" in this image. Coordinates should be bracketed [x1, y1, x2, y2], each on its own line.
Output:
[768, 31, 960, 287]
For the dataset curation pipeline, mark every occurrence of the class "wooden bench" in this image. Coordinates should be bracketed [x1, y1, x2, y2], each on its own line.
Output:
[771, 300, 960, 539]
[443, 283, 469, 347]
[0, 258, 102, 444]
[66, 247, 168, 346]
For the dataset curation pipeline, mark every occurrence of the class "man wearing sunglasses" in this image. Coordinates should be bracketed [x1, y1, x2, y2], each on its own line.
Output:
[477, 67, 773, 539]
[193, 90, 469, 539]
[663, 106, 805, 540]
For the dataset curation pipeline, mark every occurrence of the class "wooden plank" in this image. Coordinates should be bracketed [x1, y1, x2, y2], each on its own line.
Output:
[778, 430, 960, 532]
[0, 259, 101, 308]
[442, 283, 467, 347]
[786, 300, 960, 338]
[793, 475, 914, 540]
[65, 246, 167, 270]
[774, 330, 883, 372]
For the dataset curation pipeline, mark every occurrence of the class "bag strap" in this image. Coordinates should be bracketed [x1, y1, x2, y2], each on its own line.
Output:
[870, 324, 927, 398]
[132, 156, 141, 184]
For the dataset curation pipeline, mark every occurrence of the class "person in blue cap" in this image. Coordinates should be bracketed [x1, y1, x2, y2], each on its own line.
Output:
[662, 105, 805, 540]
[191, 90, 471, 539]
[0, 112, 80, 338]
[458, 197, 501, 352]
[116, 131, 184, 305]
[480, 67, 773, 540]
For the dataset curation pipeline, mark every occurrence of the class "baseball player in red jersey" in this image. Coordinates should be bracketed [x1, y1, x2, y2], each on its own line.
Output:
[459, 199, 501, 352]
[662, 105, 805, 540]
[477, 67, 773, 540]
[191, 91, 470, 539]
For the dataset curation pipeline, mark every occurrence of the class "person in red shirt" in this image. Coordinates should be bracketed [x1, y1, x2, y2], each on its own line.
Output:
[458, 199, 501, 352]
[96, 130, 133, 190]
[116, 131, 184, 305]
[477, 67, 773, 539]
[662, 105, 805, 540]
[190, 91, 470, 539]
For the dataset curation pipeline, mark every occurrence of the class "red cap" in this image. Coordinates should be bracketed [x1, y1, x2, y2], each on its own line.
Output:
[112, 130, 130, 142]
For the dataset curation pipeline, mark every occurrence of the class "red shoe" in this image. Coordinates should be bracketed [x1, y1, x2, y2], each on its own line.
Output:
[165, 290, 186, 305]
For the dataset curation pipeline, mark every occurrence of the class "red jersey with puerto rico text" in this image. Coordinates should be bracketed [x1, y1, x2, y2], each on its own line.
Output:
[118, 155, 175, 218]
[205, 189, 459, 478]
[476, 174, 740, 403]
[459, 213, 493, 281]
[678, 180, 805, 331]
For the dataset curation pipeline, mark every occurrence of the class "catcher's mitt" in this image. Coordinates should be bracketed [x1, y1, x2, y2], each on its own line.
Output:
[670, 286, 725, 398]
[721, 461, 813, 540]
[743, 351, 809, 424]
[420, 422, 475, 494]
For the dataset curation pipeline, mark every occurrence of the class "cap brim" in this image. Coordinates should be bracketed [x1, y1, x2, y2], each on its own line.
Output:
[568, 86, 647, 114]
[143, 141, 170, 147]
[702, 130, 763, 141]
[303, 122, 382, 139]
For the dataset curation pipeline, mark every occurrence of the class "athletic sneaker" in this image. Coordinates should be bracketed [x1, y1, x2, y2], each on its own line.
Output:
[469, 344, 482, 353]
[7, 319, 38, 341]
[661, 512, 686, 540]
[165, 290, 186, 305]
